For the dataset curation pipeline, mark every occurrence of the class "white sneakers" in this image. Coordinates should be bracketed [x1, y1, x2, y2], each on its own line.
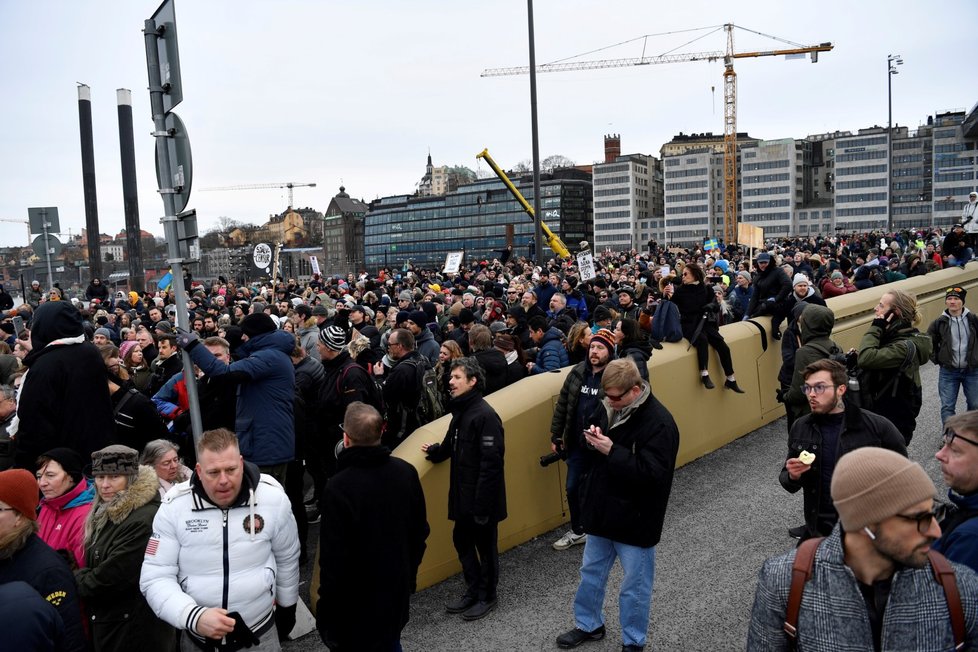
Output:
[552, 531, 587, 550]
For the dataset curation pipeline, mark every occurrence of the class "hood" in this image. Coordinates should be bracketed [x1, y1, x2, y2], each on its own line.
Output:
[799, 304, 835, 343]
[84, 465, 159, 546]
[541, 327, 565, 345]
[238, 328, 296, 357]
[30, 301, 85, 349]
[41, 476, 95, 512]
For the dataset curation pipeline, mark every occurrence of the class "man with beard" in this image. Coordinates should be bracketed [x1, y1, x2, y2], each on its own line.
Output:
[750, 447, 978, 650]
[548, 329, 616, 551]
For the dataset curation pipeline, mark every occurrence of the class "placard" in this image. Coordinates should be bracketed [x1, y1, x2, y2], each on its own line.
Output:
[576, 251, 596, 281]
[443, 251, 464, 274]
[309, 255, 321, 276]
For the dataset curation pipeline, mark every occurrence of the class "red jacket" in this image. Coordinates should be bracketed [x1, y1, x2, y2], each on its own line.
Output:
[37, 476, 95, 569]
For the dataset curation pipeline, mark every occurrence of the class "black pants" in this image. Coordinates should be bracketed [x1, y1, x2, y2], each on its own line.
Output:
[452, 517, 499, 602]
[284, 459, 308, 560]
[693, 329, 734, 376]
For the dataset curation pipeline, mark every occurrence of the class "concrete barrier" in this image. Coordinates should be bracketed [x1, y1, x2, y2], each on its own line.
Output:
[309, 265, 978, 603]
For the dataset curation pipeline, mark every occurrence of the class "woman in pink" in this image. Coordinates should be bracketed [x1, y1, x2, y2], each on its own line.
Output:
[36, 447, 94, 568]
[818, 270, 857, 299]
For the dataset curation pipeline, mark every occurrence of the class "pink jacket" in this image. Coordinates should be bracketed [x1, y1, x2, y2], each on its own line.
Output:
[37, 476, 95, 569]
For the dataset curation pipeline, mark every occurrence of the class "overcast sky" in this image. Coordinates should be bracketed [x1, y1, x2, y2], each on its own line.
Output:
[0, 0, 974, 248]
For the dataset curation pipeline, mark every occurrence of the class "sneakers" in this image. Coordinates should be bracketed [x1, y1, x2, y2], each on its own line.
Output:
[553, 531, 587, 550]
[461, 599, 497, 621]
[556, 625, 606, 648]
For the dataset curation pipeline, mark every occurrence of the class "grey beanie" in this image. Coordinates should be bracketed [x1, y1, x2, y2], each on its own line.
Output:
[94, 327, 114, 340]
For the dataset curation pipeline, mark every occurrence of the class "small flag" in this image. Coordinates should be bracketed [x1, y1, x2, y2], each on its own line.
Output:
[704, 238, 719, 251]
[145, 536, 160, 556]
[157, 271, 173, 291]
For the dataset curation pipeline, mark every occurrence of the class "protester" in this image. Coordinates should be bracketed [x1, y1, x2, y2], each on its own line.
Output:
[139, 439, 191, 499]
[927, 286, 978, 423]
[934, 412, 978, 573]
[36, 447, 94, 569]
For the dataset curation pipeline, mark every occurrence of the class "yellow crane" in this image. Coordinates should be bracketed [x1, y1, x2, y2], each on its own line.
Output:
[482, 24, 833, 245]
[198, 181, 317, 210]
[476, 148, 571, 260]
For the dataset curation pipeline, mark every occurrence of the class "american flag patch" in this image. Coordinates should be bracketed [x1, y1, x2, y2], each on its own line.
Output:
[146, 537, 160, 556]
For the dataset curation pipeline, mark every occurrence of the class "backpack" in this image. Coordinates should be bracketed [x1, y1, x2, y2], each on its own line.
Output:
[398, 358, 445, 430]
[336, 360, 386, 420]
[784, 537, 965, 651]
[868, 265, 887, 287]
[651, 300, 683, 343]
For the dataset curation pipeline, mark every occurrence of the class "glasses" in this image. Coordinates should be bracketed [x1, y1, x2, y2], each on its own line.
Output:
[802, 383, 838, 395]
[894, 504, 947, 534]
[604, 388, 631, 401]
[943, 428, 978, 448]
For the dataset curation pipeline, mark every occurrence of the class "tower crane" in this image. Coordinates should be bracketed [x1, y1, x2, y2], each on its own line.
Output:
[482, 24, 833, 245]
[0, 218, 31, 246]
[198, 181, 317, 210]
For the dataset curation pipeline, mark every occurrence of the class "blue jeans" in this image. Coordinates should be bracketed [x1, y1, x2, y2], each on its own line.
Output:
[573, 534, 656, 648]
[938, 366, 978, 423]
[565, 447, 586, 535]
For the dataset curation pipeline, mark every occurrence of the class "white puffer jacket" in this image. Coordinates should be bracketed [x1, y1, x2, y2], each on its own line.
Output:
[139, 462, 299, 636]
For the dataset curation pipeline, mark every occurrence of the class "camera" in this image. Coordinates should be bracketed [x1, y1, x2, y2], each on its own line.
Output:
[539, 450, 566, 467]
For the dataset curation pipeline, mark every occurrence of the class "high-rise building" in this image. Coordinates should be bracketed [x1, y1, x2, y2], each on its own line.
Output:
[932, 108, 978, 227]
[592, 135, 663, 250]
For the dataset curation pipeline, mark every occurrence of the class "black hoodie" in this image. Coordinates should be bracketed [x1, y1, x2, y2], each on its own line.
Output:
[15, 302, 113, 469]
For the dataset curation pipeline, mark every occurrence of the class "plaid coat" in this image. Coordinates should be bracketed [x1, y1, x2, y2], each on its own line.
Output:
[747, 526, 978, 651]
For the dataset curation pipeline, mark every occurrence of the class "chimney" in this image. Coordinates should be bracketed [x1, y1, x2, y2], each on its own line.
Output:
[604, 134, 621, 163]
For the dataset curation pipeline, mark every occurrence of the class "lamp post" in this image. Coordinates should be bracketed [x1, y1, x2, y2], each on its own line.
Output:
[886, 53, 903, 233]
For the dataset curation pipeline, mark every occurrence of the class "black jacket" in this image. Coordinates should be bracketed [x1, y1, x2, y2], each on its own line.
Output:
[294, 355, 325, 460]
[928, 309, 978, 369]
[111, 385, 169, 451]
[779, 401, 906, 537]
[319, 351, 376, 469]
[426, 389, 506, 522]
[618, 340, 651, 381]
[382, 351, 426, 446]
[581, 384, 679, 548]
[472, 348, 509, 395]
[317, 445, 429, 651]
[16, 302, 113, 469]
[747, 266, 792, 318]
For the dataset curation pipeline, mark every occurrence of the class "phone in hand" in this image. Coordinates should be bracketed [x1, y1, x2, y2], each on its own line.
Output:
[11, 316, 24, 338]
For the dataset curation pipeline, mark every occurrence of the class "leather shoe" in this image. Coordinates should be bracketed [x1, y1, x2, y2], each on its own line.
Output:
[622, 646, 644, 651]
[556, 625, 606, 648]
[724, 379, 746, 394]
[461, 599, 497, 621]
[701, 375, 715, 389]
[445, 594, 477, 614]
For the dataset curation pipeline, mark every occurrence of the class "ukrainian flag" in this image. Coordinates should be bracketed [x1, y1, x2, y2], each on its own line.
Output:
[704, 238, 719, 251]
[157, 271, 173, 291]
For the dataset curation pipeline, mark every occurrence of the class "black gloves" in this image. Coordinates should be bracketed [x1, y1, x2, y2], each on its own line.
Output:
[274, 603, 297, 642]
[175, 329, 200, 351]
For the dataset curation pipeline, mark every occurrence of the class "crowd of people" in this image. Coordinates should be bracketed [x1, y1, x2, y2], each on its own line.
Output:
[0, 217, 978, 649]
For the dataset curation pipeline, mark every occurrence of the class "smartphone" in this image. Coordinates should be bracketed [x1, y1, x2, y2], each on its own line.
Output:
[12, 316, 24, 338]
[583, 429, 596, 450]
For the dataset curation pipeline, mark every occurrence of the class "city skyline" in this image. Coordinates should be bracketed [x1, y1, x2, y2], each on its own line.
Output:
[0, 0, 974, 248]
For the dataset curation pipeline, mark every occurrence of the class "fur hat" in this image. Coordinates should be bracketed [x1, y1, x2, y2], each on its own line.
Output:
[0, 469, 39, 520]
[91, 445, 139, 476]
[831, 448, 935, 532]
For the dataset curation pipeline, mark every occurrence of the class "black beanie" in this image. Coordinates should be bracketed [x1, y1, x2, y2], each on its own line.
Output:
[240, 313, 276, 338]
[40, 447, 85, 483]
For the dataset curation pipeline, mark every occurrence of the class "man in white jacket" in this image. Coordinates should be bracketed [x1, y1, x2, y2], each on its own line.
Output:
[140, 428, 300, 651]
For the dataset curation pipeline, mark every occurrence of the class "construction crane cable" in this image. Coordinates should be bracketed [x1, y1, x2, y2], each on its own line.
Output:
[655, 25, 726, 58]
[544, 25, 721, 66]
[733, 24, 807, 49]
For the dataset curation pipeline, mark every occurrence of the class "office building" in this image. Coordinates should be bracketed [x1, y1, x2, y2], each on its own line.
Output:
[592, 135, 664, 250]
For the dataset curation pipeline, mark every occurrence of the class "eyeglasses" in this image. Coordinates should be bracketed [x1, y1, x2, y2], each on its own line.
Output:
[943, 428, 978, 448]
[802, 383, 838, 395]
[893, 504, 947, 534]
[604, 388, 631, 401]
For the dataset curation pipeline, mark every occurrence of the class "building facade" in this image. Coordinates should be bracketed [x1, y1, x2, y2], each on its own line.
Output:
[322, 186, 368, 276]
[592, 152, 663, 251]
[364, 172, 592, 269]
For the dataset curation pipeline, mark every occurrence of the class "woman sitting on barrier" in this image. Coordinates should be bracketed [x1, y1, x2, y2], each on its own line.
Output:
[662, 263, 745, 393]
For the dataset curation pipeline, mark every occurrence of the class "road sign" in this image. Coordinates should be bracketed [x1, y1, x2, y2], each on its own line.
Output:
[155, 112, 193, 213]
[151, 0, 183, 112]
[27, 207, 60, 235]
[32, 234, 62, 258]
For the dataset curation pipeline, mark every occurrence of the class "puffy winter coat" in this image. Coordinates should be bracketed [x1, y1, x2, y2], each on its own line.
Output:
[189, 329, 296, 466]
[75, 466, 176, 652]
[531, 327, 569, 374]
[140, 462, 300, 638]
[38, 476, 95, 569]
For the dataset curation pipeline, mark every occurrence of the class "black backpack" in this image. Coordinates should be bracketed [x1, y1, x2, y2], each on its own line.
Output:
[399, 358, 446, 429]
[868, 265, 887, 287]
[336, 361, 386, 421]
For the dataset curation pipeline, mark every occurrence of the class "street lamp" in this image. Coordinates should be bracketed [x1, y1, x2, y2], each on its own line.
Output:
[886, 53, 903, 233]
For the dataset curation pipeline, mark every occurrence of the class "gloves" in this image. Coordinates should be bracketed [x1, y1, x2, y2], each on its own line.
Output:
[775, 388, 785, 404]
[174, 329, 200, 351]
[274, 603, 297, 642]
[226, 611, 261, 649]
[871, 317, 889, 330]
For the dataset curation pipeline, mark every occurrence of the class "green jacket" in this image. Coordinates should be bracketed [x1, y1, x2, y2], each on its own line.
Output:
[783, 305, 840, 419]
[857, 320, 932, 390]
[75, 466, 176, 652]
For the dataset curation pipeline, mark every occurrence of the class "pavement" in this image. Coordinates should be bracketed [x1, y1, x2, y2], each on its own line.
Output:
[286, 362, 950, 651]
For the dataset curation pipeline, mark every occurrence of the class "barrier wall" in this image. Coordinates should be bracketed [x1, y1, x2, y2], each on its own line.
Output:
[310, 265, 978, 602]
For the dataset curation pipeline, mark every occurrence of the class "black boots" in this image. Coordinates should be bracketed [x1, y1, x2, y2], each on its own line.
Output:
[701, 375, 715, 389]
[724, 379, 746, 394]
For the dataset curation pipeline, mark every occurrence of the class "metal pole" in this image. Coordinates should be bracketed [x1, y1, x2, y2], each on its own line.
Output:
[117, 89, 146, 294]
[144, 18, 203, 447]
[887, 56, 892, 234]
[77, 84, 103, 281]
[41, 209, 54, 286]
[527, 0, 544, 268]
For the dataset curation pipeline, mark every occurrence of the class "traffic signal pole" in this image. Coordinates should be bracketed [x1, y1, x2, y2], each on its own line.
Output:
[144, 15, 203, 448]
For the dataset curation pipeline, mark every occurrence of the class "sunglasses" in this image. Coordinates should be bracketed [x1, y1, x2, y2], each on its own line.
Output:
[604, 388, 632, 401]
[893, 504, 947, 534]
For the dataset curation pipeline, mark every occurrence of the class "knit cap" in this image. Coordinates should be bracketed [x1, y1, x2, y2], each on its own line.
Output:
[946, 286, 967, 302]
[240, 313, 276, 338]
[319, 325, 347, 352]
[119, 340, 139, 360]
[407, 310, 428, 327]
[830, 448, 935, 531]
[792, 273, 809, 287]
[590, 328, 616, 355]
[0, 469, 39, 520]
[94, 327, 114, 340]
[91, 445, 139, 476]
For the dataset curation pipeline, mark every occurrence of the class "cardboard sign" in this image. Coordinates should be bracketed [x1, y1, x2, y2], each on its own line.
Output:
[309, 255, 321, 276]
[576, 251, 597, 281]
[443, 251, 464, 274]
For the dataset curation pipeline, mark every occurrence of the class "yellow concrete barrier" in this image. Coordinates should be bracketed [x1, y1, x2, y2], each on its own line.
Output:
[309, 265, 978, 605]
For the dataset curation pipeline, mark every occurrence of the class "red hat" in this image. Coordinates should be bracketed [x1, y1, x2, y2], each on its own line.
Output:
[0, 469, 39, 521]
